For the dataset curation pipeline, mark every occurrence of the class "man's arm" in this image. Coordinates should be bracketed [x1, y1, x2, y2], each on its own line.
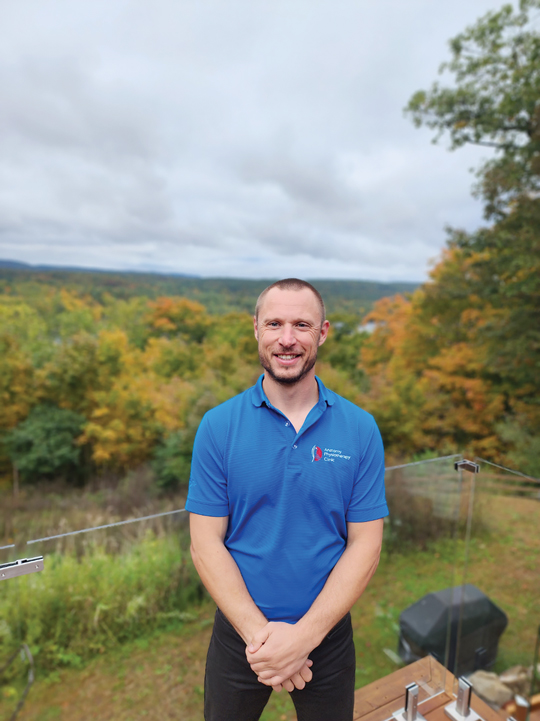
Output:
[189, 512, 268, 644]
[190, 512, 313, 691]
[246, 518, 383, 686]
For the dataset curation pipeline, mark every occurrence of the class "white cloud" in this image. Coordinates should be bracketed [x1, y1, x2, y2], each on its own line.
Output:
[0, 0, 502, 281]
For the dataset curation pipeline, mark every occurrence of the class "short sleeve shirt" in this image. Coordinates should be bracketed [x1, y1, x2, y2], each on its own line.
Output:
[186, 375, 388, 623]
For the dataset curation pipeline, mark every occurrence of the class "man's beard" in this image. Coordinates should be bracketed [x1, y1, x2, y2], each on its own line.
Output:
[258, 350, 318, 386]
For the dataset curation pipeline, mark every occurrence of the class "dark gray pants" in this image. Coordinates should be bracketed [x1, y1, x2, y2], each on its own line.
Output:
[204, 608, 356, 721]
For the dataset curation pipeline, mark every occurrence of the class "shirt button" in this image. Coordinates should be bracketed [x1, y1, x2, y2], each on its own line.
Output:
[285, 422, 290, 426]
[293, 444, 297, 449]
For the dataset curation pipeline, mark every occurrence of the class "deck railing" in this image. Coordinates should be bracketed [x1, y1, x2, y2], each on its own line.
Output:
[1, 454, 538, 719]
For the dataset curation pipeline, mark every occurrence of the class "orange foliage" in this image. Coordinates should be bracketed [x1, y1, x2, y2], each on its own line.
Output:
[357, 270, 508, 460]
[146, 297, 211, 342]
[420, 343, 505, 458]
[360, 295, 413, 372]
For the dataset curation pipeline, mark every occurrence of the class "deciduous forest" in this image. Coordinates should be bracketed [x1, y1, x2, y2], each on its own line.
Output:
[0, 273, 419, 489]
[1, 0, 539, 490]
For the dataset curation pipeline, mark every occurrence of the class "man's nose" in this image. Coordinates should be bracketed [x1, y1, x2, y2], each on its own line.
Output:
[279, 324, 296, 347]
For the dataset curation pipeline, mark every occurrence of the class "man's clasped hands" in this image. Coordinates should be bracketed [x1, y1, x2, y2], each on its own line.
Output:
[245, 621, 315, 693]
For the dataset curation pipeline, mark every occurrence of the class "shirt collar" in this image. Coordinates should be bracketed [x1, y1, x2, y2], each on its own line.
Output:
[251, 374, 335, 408]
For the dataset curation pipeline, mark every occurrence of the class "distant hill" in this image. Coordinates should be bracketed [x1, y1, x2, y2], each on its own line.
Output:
[0, 259, 198, 278]
[0, 260, 419, 317]
[0, 259, 31, 270]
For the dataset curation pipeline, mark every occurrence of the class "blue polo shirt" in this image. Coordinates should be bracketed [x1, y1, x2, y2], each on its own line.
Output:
[186, 375, 388, 623]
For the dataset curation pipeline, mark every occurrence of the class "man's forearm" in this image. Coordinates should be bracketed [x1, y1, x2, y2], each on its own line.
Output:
[191, 541, 267, 644]
[190, 518, 267, 644]
[296, 520, 383, 648]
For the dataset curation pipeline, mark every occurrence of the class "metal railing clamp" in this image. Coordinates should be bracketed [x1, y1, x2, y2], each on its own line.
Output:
[0, 556, 44, 581]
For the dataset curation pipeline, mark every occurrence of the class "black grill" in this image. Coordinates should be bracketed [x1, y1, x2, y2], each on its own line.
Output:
[397, 584, 508, 676]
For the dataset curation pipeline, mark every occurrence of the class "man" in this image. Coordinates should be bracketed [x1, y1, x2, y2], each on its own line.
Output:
[186, 278, 388, 721]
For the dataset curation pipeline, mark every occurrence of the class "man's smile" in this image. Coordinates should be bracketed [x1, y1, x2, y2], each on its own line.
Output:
[274, 353, 301, 365]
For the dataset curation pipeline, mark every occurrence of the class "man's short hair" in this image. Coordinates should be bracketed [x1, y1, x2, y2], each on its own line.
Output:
[255, 278, 326, 326]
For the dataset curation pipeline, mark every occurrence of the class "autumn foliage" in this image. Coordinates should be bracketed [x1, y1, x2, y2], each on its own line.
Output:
[356, 196, 539, 472]
[1, 238, 537, 485]
[0, 290, 262, 483]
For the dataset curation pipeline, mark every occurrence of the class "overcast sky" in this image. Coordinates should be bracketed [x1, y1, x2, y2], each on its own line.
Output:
[0, 0, 503, 282]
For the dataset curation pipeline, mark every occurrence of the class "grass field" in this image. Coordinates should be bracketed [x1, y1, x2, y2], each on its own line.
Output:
[1, 493, 537, 721]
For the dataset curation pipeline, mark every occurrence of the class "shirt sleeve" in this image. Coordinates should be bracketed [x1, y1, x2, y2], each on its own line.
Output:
[185, 412, 230, 517]
[346, 416, 388, 522]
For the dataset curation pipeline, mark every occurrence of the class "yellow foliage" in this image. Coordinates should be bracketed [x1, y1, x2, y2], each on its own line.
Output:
[0, 337, 36, 431]
[59, 288, 97, 312]
[146, 297, 212, 342]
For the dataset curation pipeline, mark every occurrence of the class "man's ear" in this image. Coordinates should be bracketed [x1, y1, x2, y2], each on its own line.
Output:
[253, 315, 259, 341]
[318, 319, 330, 347]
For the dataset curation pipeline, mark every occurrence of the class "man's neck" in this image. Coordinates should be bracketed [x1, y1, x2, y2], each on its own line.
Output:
[262, 371, 319, 419]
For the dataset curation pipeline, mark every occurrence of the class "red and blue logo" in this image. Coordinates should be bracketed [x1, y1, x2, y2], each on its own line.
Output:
[311, 445, 323, 462]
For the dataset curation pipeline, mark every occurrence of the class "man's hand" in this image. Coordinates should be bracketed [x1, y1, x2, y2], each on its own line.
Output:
[269, 662, 314, 692]
[246, 621, 314, 689]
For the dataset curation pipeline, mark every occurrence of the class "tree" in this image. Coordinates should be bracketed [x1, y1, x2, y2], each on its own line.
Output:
[5, 404, 88, 482]
[0, 333, 37, 476]
[37, 333, 102, 414]
[405, 0, 540, 219]
[358, 295, 429, 456]
[146, 297, 212, 343]
[440, 205, 540, 401]
[0, 335, 36, 432]
[396, 0, 540, 472]
[151, 393, 219, 489]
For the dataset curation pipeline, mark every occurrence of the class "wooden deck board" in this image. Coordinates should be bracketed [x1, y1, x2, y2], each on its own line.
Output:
[353, 657, 504, 721]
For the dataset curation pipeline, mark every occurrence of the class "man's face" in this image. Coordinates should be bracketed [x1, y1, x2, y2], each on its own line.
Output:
[254, 288, 329, 385]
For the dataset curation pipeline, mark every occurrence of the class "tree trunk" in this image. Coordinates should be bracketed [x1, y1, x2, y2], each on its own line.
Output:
[13, 464, 19, 498]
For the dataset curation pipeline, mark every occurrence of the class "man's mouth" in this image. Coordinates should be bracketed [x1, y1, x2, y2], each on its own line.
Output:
[273, 353, 302, 366]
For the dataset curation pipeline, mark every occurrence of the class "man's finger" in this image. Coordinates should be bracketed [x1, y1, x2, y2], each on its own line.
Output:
[282, 678, 295, 693]
[249, 661, 274, 676]
[257, 676, 285, 693]
[299, 662, 313, 684]
[247, 626, 270, 654]
[247, 640, 264, 654]
[258, 673, 288, 686]
[246, 648, 273, 665]
[252, 656, 312, 682]
[258, 674, 282, 687]
[289, 672, 306, 690]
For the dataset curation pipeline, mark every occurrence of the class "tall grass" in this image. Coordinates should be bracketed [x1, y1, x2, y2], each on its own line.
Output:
[0, 532, 206, 676]
[1, 467, 188, 551]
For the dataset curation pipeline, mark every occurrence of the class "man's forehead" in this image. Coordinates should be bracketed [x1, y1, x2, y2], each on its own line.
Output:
[258, 288, 320, 318]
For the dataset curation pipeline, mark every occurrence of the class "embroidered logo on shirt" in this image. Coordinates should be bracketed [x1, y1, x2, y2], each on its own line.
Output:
[311, 446, 352, 463]
[311, 445, 323, 462]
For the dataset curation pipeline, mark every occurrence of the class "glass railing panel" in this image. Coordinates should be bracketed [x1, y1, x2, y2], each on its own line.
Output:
[0, 504, 213, 721]
[354, 454, 465, 708]
[450, 458, 540, 707]
[1, 540, 31, 721]
[1, 577, 29, 721]
[6, 454, 515, 719]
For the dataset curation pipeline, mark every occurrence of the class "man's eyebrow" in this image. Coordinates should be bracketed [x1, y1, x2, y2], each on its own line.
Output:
[262, 317, 317, 325]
